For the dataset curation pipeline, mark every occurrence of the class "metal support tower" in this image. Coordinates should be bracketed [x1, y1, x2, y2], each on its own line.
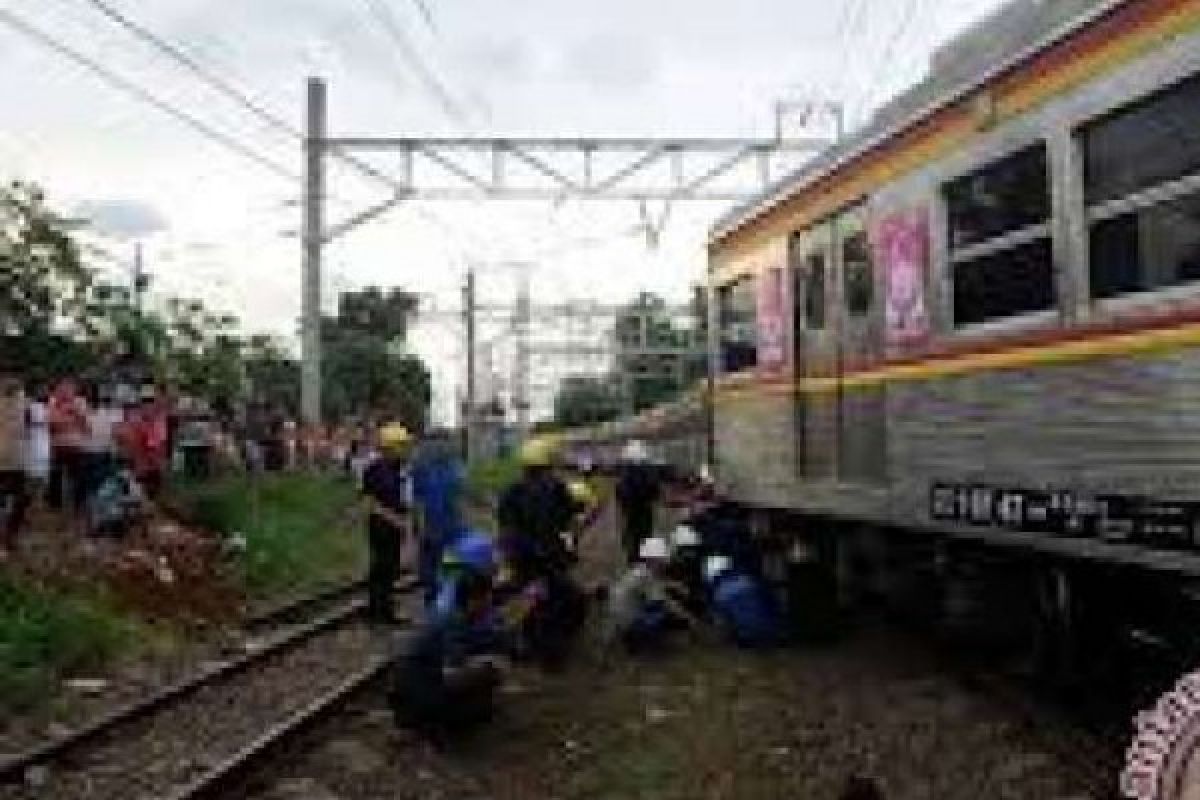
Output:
[301, 77, 326, 425]
[298, 77, 831, 425]
[513, 264, 531, 439]
[462, 267, 476, 460]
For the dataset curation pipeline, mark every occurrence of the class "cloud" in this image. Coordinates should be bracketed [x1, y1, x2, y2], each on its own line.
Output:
[74, 198, 168, 238]
[462, 37, 535, 82]
[562, 33, 659, 92]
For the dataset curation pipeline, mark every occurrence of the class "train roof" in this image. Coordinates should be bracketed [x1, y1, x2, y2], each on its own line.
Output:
[708, 0, 1121, 247]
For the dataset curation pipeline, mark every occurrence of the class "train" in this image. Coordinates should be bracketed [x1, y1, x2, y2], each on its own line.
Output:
[570, 0, 1200, 703]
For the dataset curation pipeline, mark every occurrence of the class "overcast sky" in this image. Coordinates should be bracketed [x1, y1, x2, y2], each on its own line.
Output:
[0, 0, 1007, 423]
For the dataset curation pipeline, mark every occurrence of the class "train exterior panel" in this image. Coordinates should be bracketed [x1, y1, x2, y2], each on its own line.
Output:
[708, 0, 1200, 573]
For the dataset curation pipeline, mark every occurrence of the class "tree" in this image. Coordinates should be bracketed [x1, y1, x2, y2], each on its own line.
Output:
[244, 334, 300, 415]
[321, 287, 430, 430]
[612, 291, 703, 414]
[553, 374, 621, 428]
[0, 182, 94, 380]
[0, 183, 430, 428]
[335, 287, 418, 341]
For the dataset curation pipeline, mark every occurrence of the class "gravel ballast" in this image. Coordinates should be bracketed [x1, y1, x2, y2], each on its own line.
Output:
[0, 621, 381, 800]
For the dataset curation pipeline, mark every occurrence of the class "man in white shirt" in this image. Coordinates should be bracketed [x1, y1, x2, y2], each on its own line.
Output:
[82, 385, 123, 504]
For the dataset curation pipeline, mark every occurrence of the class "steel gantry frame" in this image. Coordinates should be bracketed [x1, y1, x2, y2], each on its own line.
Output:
[300, 77, 830, 423]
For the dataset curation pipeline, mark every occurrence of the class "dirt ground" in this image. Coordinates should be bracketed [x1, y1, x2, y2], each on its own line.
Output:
[250, 501, 1118, 800]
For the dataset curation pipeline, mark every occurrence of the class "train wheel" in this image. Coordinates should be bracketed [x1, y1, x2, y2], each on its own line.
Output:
[1032, 564, 1078, 695]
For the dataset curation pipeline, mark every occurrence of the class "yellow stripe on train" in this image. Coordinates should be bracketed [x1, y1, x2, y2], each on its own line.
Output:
[714, 321, 1200, 402]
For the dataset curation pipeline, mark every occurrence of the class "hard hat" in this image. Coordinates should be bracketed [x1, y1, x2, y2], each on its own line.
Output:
[378, 423, 412, 455]
[703, 554, 733, 583]
[568, 479, 597, 508]
[442, 531, 497, 577]
[519, 436, 556, 467]
[671, 525, 700, 549]
[622, 439, 648, 463]
[638, 537, 670, 561]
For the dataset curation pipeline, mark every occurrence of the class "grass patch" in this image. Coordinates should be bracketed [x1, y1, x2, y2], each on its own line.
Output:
[168, 473, 365, 600]
[0, 575, 139, 712]
[466, 456, 522, 504]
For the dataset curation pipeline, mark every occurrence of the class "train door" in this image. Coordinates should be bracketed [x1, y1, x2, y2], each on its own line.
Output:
[790, 222, 837, 480]
[834, 206, 887, 484]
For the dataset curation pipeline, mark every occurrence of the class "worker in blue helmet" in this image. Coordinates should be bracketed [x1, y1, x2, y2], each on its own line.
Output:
[704, 554, 783, 648]
[390, 530, 511, 741]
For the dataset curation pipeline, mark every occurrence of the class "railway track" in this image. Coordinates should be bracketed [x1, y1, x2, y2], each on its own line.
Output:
[946, 658, 1126, 800]
[165, 659, 390, 800]
[0, 579, 415, 800]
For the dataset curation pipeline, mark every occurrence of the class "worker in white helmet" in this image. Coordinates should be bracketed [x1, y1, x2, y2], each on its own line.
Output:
[704, 554, 783, 648]
[615, 439, 662, 564]
[666, 524, 708, 615]
[599, 536, 704, 660]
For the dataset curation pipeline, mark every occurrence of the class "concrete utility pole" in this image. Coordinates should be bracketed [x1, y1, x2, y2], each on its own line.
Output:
[295, 78, 831, 432]
[301, 77, 326, 426]
[462, 267, 476, 462]
[131, 241, 146, 314]
[513, 264, 531, 440]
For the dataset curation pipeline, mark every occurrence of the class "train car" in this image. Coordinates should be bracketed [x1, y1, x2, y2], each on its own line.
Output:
[708, 0, 1200, 696]
[561, 390, 707, 476]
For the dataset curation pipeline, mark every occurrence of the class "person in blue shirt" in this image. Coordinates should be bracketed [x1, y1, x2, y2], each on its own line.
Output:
[411, 433, 466, 607]
[390, 530, 510, 741]
[704, 554, 783, 648]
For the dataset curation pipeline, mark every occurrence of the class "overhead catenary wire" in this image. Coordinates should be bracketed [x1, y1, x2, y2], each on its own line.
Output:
[72, 0, 490, 252]
[360, 0, 472, 126]
[830, 0, 871, 113]
[0, 7, 298, 182]
[852, 0, 925, 125]
[411, 0, 437, 35]
[78, 0, 300, 141]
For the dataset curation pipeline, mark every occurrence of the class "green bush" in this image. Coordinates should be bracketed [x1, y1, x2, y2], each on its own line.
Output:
[0, 576, 138, 711]
[466, 456, 522, 503]
[169, 473, 365, 599]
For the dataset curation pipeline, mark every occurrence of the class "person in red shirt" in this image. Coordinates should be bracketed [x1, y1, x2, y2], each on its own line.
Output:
[46, 378, 90, 513]
[118, 387, 168, 498]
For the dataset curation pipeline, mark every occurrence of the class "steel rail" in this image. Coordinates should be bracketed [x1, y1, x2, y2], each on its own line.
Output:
[243, 575, 416, 632]
[0, 581, 413, 784]
[165, 657, 391, 800]
[242, 579, 367, 631]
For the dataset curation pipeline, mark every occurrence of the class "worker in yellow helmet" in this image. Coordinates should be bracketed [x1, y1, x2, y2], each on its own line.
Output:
[558, 477, 600, 562]
[361, 422, 415, 624]
[496, 434, 587, 670]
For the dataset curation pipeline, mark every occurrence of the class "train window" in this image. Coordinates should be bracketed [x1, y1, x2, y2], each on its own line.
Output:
[717, 277, 757, 372]
[805, 252, 826, 329]
[944, 144, 1050, 250]
[952, 238, 1055, 326]
[1083, 72, 1200, 205]
[842, 230, 872, 315]
[1089, 193, 1200, 298]
[944, 143, 1054, 326]
[1083, 72, 1200, 298]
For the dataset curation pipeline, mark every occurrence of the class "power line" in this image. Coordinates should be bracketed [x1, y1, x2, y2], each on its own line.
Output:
[75, 0, 411, 191]
[411, 0, 438, 34]
[831, 0, 871, 110]
[361, 0, 472, 126]
[78, 0, 299, 140]
[0, 6, 298, 181]
[854, 0, 924, 123]
[74, 0, 468, 240]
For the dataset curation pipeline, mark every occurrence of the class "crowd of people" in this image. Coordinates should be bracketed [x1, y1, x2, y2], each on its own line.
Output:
[365, 427, 787, 745]
[0, 371, 394, 560]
